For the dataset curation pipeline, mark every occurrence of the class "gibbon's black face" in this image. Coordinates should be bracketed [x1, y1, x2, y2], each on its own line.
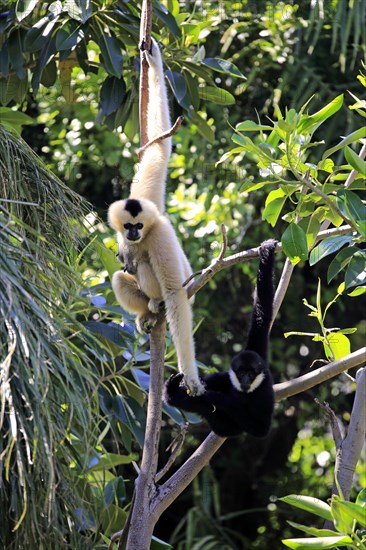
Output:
[230, 350, 266, 393]
[123, 199, 144, 242]
[123, 221, 144, 242]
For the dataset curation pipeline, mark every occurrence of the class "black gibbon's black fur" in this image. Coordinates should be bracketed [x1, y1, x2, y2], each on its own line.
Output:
[164, 239, 277, 438]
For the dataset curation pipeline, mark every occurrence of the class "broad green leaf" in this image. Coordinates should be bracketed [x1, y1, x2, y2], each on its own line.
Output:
[348, 285, 366, 296]
[184, 71, 200, 110]
[336, 189, 365, 228]
[297, 94, 343, 134]
[166, 70, 190, 110]
[100, 76, 126, 116]
[286, 522, 344, 538]
[153, 3, 181, 37]
[40, 59, 57, 87]
[279, 495, 332, 521]
[262, 188, 287, 226]
[31, 35, 56, 94]
[85, 320, 132, 348]
[344, 145, 366, 174]
[345, 251, 366, 289]
[281, 224, 308, 265]
[324, 333, 350, 361]
[89, 452, 138, 471]
[24, 19, 53, 52]
[356, 488, 366, 507]
[56, 20, 85, 50]
[305, 211, 322, 248]
[66, 0, 92, 23]
[201, 57, 245, 79]
[282, 535, 353, 549]
[322, 127, 366, 159]
[99, 34, 124, 77]
[334, 500, 366, 527]
[309, 235, 353, 266]
[327, 246, 358, 282]
[0, 108, 33, 134]
[236, 120, 273, 132]
[198, 86, 235, 105]
[188, 110, 215, 143]
[8, 30, 26, 79]
[15, 0, 38, 21]
[0, 73, 27, 105]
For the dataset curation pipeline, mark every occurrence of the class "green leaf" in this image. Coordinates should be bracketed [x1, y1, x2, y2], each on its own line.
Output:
[322, 127, 366, 159]
[297, 94, 343, 134]
[201, 57, 245, 79]
[198, 86, 235, 105]
[31, 35, 56, 95]
[286, 522, 344, 538]
[100, 76, 126, 116]
[99, 34, 124, 77]
[89, 452, 139, 471]
[56, 20, 85, 50]
[153, 3, 181, 37]
[15, 0, 39, 21]
[345, 251, 366, 289]
[184, 71, 200, 110]
[0, 107, 33, 134]
[324, 333, 350, 361]
[309, 236, 353, 266]
[281, 224, 308, 265]
[262, 188, 287, 227]
[85, 321, 132, 348]
[344, 145, 366, 174]
[348, 285, 366, 296]
[236, 120, 273, 132]
[305, 210, 322, 248]
[335, 501, 366, 527]
[150, 535, 173, 549]
[8, 30, 26, 80]
[356, 488, 366, 507]
[278, 495, 333, 521]
[336, 189, 365, 229]
[282, 535, 353, 549]
[166, 70, 190, 110]
[327, 246, 358, 282]
[66, 0, 92, 23]
[188, 110, 215, 143]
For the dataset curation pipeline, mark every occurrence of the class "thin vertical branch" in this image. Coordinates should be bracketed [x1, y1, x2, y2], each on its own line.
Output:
[139, 0, 152, 148]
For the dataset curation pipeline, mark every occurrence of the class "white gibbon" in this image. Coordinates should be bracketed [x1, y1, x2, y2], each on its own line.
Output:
[108, 39, 205, 396]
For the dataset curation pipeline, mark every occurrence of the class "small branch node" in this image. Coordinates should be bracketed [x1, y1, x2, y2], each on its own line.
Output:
[138, 116, 184, 159]
[315, 398, 343, 448]
[155, 423, 189, 483]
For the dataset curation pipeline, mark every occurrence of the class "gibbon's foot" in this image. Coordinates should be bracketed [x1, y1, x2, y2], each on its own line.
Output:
[148, 298, 163, 314]
[136, 312, 158, 334]
[183, 375, 206, 396]
[139, 37, 153, 54]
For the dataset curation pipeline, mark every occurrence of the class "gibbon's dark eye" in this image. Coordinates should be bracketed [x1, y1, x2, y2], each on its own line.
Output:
[136, 223, 143, 230]
[124, 223, 132, 230]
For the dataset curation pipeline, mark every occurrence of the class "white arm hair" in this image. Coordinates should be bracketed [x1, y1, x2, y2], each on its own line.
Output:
[130, 39, 172, 213]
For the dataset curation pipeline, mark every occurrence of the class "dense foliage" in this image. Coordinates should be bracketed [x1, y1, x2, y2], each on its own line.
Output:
[0, 1, 365, 548]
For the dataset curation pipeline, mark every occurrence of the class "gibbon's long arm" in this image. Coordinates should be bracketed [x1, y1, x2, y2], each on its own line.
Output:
[129, 39, 172, 213]
[245, 239, 276, 360]
[164, 240, 277, 436]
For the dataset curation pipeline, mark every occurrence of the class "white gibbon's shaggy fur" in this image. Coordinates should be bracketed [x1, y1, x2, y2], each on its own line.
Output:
[108, 39, 205, 396]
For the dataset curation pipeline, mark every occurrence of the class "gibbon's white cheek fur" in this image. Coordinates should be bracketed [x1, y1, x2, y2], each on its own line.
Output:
[108, 39, 205, 396]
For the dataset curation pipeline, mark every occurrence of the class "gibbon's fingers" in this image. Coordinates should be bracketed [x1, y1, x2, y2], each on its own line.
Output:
[112, 271, 150, 316]
[136, 312, 158, 334]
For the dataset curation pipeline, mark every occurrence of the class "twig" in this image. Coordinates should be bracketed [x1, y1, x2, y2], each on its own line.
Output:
[139, 0, 152, 148]
[138, 116, 184, 159]
[155, 423, 189, 483]
[315, 399, 343, 447]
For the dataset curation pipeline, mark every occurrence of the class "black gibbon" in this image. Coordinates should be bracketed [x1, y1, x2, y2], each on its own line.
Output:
[164, 239, 277, 437]
[108, 39, 205, 396]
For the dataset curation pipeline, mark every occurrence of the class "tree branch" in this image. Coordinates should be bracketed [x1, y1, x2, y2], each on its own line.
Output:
[330, 366, 366, 500]
[138, 116, 184, 159]
[274, 348, 366, 401]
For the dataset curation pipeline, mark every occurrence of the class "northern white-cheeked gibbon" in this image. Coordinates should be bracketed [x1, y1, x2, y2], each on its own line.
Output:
[108, 39, 205, 396]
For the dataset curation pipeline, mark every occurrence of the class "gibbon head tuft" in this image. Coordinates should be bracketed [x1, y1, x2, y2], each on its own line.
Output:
[108, 198, 160, 243]
[125, 198, 143, 217]
[229, 350, 266, 393]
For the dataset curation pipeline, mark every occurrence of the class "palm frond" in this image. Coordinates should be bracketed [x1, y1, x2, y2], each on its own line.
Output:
[0, 126, 103, 548]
